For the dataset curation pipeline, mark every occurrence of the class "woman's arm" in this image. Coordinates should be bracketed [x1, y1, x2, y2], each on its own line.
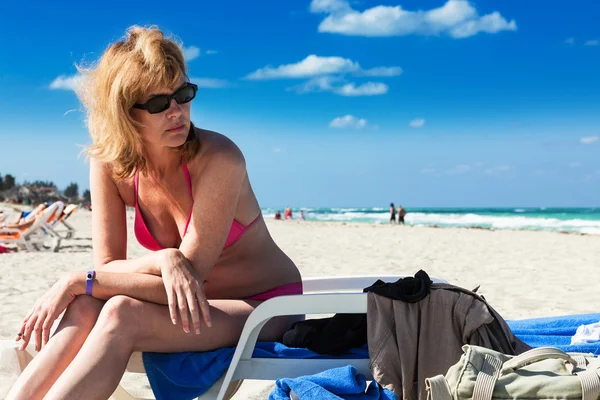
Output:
[67, 270, 168, 304]
[177, 137, 247, 277]
[90, 158, 163, 276]
[156, 136, 247, 332]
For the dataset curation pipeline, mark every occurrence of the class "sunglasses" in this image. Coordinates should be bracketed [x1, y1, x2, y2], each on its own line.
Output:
[132, 83, 198, 114]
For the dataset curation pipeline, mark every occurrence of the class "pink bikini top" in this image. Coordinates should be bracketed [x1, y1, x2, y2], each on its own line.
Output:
[134, 160, 260, 251]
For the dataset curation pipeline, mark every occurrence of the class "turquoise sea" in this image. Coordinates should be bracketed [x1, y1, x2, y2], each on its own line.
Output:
[261, 207, 600, 235]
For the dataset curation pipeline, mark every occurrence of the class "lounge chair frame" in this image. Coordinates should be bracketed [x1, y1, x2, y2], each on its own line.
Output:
[111, 275, 447, 400]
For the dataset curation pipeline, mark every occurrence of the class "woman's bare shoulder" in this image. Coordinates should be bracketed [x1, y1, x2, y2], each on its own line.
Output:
[89, 158, 134, 205]
[194, 128, 245, 165]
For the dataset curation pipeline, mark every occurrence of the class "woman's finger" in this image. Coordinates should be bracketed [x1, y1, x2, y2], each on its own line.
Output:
[196, 290, 212, 328]
[15, 320, 27, 341]
[17, 309, 34, 340]
[33, 313, 45, 352]
[42, 311, 55, 347]
[186, 291, 201, 335]
[20, 315, 38, 351]
[177, 290, 190, 333]
[166, 287, 177, 325]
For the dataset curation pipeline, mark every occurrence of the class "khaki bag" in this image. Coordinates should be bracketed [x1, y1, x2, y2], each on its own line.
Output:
[426, 345, 600, 400]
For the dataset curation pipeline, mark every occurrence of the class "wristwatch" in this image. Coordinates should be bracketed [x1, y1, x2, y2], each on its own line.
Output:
[86, 270, 96, 295]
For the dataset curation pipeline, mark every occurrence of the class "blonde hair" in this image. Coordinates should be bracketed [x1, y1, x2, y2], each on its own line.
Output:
[77, 25, 200, 179]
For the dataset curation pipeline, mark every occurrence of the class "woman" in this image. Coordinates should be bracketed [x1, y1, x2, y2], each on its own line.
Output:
[8, 26, 301, 400]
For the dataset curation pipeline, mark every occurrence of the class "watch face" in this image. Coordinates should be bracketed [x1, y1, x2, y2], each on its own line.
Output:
[86, 273, 93, 280]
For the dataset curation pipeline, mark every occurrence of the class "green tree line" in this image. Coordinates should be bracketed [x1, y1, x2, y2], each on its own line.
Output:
[0, 174, 90, 201]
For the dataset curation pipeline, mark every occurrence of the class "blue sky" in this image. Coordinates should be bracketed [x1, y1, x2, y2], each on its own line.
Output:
[0, 0, 599, 207]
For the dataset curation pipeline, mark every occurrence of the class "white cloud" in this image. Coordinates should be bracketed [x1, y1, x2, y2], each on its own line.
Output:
[205, 50, 218, 55]
[247, 55, 403, 80]
[565, 37, 575, 45]
[246, 55, 401, 80]
[247, 55, 360, 80]
[358, 66, 403, 77]
[329, 114, 368, 129]
[288, 76, 341, 93]
[49, 74, 83, 91]
[273, 148, 283, 153]
[310, 0, 516, 39]
[446, 164, 471, 174]
[421, 167, 436, 174]
[580, 136, 599, 144]
[409, 118, 426, 128]
[569, 162, 584, 168]
[584, 40, 599, 46]
[310, 0, 351, 13]
[484, 165, 513, 174]
[189, 77, 230, 89]
[335, 82, 388, 96]
[183, 46, 201, 61]
[289, 77, 388, 96]
[249, 55, 398, 96]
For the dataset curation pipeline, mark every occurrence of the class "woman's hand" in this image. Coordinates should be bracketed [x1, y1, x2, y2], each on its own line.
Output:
[158, 248, 212, 334]
[16, 275, 78, 352]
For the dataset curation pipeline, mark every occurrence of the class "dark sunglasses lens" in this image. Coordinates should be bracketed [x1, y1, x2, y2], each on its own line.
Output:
[146, 96, 171, 114]
[174, 85, 196, 105]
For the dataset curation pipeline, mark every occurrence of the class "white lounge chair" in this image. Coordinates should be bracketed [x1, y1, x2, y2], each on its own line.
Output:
[111, 275, 447, 400]
[51, 204, 78, 239]
[0, 202, 64, 252]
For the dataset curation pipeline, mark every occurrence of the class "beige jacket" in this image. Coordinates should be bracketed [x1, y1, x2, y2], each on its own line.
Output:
[367, 283, 531, 400]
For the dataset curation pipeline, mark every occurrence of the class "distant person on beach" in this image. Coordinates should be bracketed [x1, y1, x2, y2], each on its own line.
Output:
[398, 205, 406, 225]
[390, 202, 396, 224]
[8, 26, 301, 399]
[299, 210, 305, 221]
[284, 206, 293, 220]
[275, 210, 282, 220]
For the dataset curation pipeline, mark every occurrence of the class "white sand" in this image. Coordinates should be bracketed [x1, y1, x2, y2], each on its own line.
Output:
[1, 208, 599, 398]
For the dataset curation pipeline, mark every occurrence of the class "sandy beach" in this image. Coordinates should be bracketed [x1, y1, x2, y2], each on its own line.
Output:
[1, 208, 599, 398]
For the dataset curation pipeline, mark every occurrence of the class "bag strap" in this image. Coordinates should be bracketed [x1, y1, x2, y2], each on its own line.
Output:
[425, 375, 453, 400]
[473, 354, 503, 400]
[577, 369, 600, 400]
[502, 347, 577, 374]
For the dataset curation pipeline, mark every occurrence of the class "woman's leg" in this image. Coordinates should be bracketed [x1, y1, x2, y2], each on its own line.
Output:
[44, 295, 296, 400]
[6, 296, 105, 400]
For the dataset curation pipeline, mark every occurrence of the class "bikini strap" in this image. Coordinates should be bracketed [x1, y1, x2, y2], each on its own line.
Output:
[247, 212, 262, 228]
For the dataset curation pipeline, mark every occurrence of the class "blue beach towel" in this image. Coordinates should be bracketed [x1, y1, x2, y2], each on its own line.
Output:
[269, 366, 397, 400]
[507, 312, 600, 354]
[142, 343, 369, 400]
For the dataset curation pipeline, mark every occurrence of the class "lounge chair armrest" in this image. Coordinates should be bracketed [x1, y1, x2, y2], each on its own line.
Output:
[302, 275, 447, 293]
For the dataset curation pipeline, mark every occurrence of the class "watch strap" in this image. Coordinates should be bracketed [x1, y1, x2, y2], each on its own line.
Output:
[85, 270, 96, 296]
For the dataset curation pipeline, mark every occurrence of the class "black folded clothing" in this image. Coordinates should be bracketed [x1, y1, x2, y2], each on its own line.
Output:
[282, 313, 367, 356]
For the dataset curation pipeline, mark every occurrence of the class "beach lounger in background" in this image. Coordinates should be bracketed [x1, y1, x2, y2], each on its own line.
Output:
[0, 202, 64, 252]
[51, 204, 78, 239]
[112, 275, 448, 400]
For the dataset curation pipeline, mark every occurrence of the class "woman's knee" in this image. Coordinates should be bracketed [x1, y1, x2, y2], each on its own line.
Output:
[96, 296, 141, 337]
[61, 295, 105, 331]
